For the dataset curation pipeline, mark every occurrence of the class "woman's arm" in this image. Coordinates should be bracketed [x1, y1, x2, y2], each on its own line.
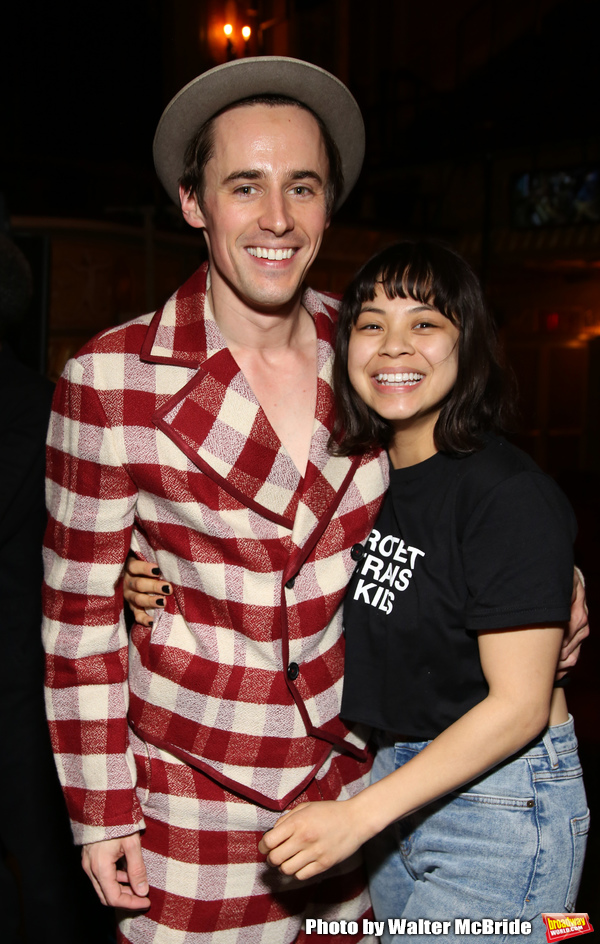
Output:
[122, 560, 588, 667]
[259, 624, 564, 880]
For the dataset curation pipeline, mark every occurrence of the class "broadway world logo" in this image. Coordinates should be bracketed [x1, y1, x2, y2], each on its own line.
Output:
[543, 914, 593, 942]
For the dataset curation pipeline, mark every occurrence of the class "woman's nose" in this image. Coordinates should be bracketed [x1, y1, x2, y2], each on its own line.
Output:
[380, 327, 414, 357]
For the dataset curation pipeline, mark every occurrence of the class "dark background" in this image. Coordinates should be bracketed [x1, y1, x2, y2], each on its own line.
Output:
[2, 0, 599, 228]
[2, 0, 598, 928]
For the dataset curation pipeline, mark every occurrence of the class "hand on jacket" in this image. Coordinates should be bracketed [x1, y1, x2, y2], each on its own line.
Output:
[259, 799, 367, 881]
[123, 557, 172, 626]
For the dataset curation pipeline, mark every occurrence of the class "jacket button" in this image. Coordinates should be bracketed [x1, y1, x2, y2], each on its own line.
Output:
[350, 543, 364, 561]
[287, 662, 300, 681]
[285, 576, 296, 589]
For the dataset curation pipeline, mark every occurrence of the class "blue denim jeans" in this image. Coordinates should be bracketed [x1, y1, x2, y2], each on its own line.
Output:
[365, 716, 589, 944]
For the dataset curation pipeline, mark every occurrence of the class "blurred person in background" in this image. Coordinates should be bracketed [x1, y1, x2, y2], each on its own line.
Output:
[0, 233, 111, 944]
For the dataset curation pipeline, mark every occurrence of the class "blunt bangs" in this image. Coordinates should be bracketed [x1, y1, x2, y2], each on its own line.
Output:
[347, 241, 470, 329]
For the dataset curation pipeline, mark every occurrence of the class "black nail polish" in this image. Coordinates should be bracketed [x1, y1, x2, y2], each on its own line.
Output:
[148, 621, 153, 628]
[156, 598, 165, 607]
[161, 585, 170, 594]
[152, 567, 161, 576]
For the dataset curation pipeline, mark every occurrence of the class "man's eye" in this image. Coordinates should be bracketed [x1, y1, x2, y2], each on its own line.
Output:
[235, 185, 257, 195]
[291, 185, 310, 195]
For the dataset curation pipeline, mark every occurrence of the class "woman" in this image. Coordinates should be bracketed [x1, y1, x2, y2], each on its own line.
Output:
[256, 240, 589, 940]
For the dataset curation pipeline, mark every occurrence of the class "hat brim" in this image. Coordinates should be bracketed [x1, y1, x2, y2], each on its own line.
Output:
[153, 56, 365, 212]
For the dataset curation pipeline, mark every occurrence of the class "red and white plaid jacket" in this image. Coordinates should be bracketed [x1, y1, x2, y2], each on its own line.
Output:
[43, 263, 388, 844]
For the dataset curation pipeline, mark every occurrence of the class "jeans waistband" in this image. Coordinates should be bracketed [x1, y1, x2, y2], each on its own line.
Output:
[523, 713, 578, 760]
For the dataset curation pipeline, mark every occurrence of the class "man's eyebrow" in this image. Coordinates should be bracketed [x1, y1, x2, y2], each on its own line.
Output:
[222, 169, 324, 185]
[223, 170, 264, 183]
[289, 170, 323, 185]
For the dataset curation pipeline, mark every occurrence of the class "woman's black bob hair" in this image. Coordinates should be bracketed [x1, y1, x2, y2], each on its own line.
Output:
[330, 239, 517, 457]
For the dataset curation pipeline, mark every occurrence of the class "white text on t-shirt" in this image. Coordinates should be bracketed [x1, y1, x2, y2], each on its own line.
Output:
[352, 528, 425, 615]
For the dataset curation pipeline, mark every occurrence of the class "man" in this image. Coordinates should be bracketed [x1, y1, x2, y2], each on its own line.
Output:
[43, 57, 389, 944]
[43, 57, 587, 944]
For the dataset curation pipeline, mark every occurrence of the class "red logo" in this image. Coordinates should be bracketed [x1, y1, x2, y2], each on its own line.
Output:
[543, 914, 594, 942]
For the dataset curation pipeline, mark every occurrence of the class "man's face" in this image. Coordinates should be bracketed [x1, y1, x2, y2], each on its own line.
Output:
[181, 103, 331, 313]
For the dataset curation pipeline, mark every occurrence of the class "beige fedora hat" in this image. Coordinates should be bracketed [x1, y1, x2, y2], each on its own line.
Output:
[153, 56, 365, 211]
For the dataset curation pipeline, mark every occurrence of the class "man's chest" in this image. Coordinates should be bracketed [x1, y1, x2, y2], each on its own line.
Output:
[227, 340, 318, 478]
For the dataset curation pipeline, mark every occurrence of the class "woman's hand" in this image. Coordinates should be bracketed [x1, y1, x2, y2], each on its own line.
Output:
[123, 557, 172, 626]
[557, 568, 589, 675]
[258, 799, 367, 881]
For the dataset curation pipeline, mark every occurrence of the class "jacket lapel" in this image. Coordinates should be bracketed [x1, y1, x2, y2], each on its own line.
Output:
[154, 352, 302, 528]
[143, 267, 375, 537]
[146, 264, 301, 526]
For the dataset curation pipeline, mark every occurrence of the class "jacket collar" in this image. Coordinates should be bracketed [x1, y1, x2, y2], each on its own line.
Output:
[140, 262, 217, 367]
[140, 261, 340, 367]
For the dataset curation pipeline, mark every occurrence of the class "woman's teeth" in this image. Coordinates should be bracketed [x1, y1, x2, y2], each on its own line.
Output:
[375, 372, 424, 385]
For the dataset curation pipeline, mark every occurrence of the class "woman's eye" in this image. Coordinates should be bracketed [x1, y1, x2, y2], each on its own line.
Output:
[357, 321, 381, 331]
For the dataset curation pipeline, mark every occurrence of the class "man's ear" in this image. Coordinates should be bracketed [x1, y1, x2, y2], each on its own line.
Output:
[179, 185, 206, 229]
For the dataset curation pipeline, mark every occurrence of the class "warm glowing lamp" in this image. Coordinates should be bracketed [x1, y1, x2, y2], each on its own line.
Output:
[242, 26, 251, 40]
[223, 23, 233, 36]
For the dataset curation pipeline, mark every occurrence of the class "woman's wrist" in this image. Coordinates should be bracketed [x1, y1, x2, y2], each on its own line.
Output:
[348, 783, 400, 842]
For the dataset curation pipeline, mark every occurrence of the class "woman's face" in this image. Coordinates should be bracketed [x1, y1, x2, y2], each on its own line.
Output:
[347, 285, 460, 437]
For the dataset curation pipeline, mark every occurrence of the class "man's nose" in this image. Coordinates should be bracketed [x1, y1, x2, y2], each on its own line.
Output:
[258, 190, 294, 235]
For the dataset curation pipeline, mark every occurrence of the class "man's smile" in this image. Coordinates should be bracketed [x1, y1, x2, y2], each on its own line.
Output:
[245, 246, 297, 260]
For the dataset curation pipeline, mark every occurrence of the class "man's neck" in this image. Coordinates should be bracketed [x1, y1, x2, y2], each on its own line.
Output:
[207, 268, 307, 355]
[206, 265, 318, 477]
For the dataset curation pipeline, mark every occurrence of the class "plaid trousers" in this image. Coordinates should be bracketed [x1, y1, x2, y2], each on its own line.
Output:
[117, 730, 375, 944]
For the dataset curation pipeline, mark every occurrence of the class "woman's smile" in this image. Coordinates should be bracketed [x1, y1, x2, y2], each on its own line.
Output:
[373, 371, 425, 386]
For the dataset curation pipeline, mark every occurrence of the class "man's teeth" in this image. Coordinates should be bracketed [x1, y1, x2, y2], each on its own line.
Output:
[375, 372, 424, 385]
[247, 247, 295, 260]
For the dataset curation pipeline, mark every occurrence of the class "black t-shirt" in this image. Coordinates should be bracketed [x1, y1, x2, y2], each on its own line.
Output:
[341, 436, 576, 739]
